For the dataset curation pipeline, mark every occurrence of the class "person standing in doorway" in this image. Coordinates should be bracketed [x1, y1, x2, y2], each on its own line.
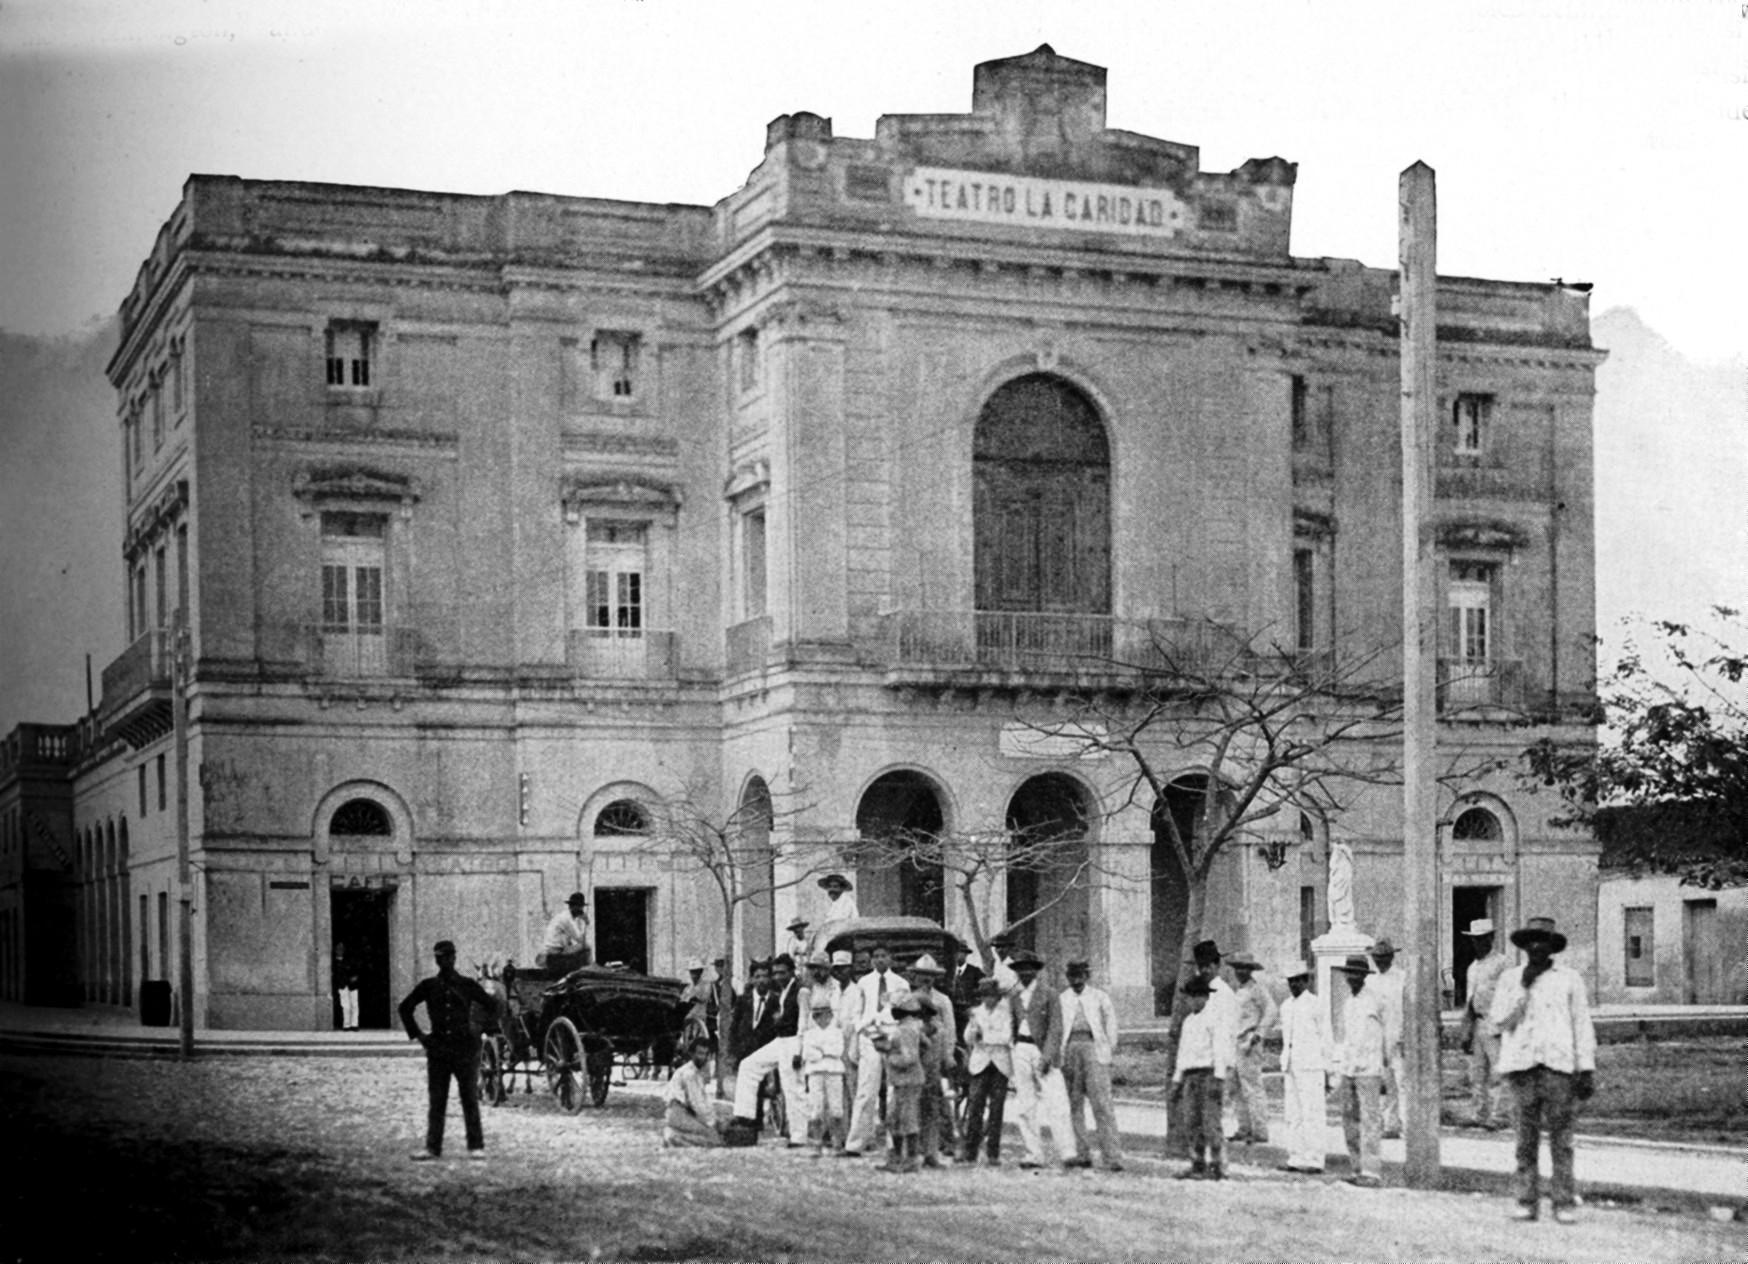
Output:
[1277, 962, 1332, 1173]
[1489, 917, 1596, 1225]
[1459, 918, 1511, 1129]
[334, 941, 360, 1032]
[398, 940, 498, 1161]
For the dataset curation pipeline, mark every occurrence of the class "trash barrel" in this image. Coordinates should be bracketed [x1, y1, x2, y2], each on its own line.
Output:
[140, 979, 173, 1027]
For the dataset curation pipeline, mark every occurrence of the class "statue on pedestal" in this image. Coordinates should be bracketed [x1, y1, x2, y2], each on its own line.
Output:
[1328, 840, 1356, 929]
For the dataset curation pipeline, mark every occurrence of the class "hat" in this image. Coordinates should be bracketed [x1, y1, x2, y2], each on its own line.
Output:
[909, 953, 942, 975]
[976, 976, 1005, 995]
[685, 957, 704, 972]
[567, 891, 588, 906]
[1190, 939, 1222, 966]
[1284, 962, 1311, 980]
[433, 940, 456, 956]
[787, 918, 810, 932]
[1370, 938, 1397, 958]
[1509, 917, 1568, 953]
[1181, 976, 1213, 997]
[830, 949, 853, 966]
[893, 993, 932, 1016]
[749, 957, 771, 972]
[1462, 918, 1496, 937]
[1228, 954, 1262, 971]
[1335, 954, 1373, 975]
[1007, 948, 1045, 969]
[1065, 960, 1091, 976]
[806, 950, 831, 969]
[818, 873, 853, 891]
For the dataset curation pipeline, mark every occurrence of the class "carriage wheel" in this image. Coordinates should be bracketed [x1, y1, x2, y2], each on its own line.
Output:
[587, 1045, 613, 1107]
[544, 1018, 587, 1115]
[478, 1034, 507, 1107]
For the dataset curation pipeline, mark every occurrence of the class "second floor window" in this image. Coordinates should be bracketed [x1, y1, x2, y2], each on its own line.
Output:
[1293, 549, 1316, 651]
[325, 323, 375, 388]
[591, 331, 640, 400]
[737, 328, 761, 394]
[320, 512, 387, 676]
[1447, 561, 1494, 662]
[150, 377, 165, 451]
[1452, 393, 1492, 455]
[583, 522, 646, 638]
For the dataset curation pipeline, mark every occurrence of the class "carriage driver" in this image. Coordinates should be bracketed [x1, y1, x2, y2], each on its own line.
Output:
[538, 891, 594, 974]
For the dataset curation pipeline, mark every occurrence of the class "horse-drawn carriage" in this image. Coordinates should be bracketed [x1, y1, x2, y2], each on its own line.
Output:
[478, 962, 688, 1113]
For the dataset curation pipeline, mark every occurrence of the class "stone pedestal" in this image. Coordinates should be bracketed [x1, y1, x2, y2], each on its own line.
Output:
[1311, 924, 1375, 1043]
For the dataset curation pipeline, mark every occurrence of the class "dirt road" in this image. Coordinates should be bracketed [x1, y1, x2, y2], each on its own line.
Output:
[3, 1053, 1737, 1262]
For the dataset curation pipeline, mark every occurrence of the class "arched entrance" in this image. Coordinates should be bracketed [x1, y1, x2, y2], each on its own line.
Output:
[328, 796, 395, 1029]
[1004, 773, 1092, 960]
[855, 771, 946, 922]
[973, 374, 1111, 661]
[737, 777, 775, 963]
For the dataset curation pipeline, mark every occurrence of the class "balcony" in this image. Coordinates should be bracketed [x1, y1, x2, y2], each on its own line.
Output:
[294, 624, 424, 679]
[726, 616, 772, 677]
[567, 629, 678, 682]
[877, 610, 1249, 688]
[1437, 657, 1527, 714]
[99, 628, 174, 748]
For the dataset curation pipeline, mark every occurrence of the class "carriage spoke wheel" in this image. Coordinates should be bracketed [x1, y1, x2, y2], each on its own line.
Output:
[587, 1045, 613, 1107]
[478, 1034, 507, 1107]
[544, 1017, 587, 1115]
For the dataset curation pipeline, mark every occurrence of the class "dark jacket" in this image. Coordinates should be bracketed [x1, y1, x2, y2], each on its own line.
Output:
[770, 979, 801, 1040]
[399, 970, 497, 1054]
[1010, 979, 1064, 1064]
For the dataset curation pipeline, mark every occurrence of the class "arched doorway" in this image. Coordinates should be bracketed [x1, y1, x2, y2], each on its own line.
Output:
[973, 374, 1111, 661]
[328, 796, 395, 1029]
[1004, 773, 1091, 959]
[737, 778, 775, 964]
[855, 771, 946, 922]
[1150, 775, 1221, 1016]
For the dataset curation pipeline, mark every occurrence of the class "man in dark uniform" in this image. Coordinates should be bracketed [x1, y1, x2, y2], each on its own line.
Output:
[398, 939, 498, 1161]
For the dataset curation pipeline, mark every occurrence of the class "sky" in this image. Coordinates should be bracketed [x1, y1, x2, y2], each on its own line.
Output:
[1, 0, 1744, 358]
[0, 0, 1742, 733]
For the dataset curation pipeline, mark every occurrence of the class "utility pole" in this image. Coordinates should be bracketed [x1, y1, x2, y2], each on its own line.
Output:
[173, 618, 195, 1058]
[1399, 160, 1440, 1185]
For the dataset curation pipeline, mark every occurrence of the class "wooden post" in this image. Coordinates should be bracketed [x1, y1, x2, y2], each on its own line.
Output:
[1398, 161, 1441, 1185]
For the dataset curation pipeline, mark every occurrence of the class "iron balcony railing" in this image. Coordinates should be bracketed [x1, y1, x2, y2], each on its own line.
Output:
[99, 628, 172, 713]
[878, 610, 1248, 675]
[300, 623, 423, 678]
[1437, 657, 1527, 711]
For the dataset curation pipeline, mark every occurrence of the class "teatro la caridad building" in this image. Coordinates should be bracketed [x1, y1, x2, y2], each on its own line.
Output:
[5, 46, 1603, 1029]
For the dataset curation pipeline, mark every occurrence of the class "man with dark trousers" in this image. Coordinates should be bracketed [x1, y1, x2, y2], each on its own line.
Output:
[398, 939, 498, 1161]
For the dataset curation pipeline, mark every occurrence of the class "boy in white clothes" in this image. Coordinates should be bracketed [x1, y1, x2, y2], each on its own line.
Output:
[801, 998, 847, 1155]
[1171, 976, 1230, 1179]
[1277, 962, 1333, 1172]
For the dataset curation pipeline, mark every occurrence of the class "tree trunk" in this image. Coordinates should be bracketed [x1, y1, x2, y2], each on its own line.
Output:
[1161, 872, 1211, 1159]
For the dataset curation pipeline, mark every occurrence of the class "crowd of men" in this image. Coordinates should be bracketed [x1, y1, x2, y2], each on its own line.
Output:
[394, 890, 1597, 1224]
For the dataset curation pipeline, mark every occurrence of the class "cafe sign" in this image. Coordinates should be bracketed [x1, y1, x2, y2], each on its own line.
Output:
[904, 166, 1187, 239]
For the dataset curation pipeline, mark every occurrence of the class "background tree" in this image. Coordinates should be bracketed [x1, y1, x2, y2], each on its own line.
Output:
[1524, 605, 1748, 888]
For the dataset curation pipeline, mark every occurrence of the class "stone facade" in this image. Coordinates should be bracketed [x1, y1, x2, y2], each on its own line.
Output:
[56, 46, 1601, 1028]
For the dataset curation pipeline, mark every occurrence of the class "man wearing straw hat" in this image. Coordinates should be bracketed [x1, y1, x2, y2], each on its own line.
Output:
[1458, 918, 1511, 1129]
[1277, 961, 1332, 1173]
[1488, 917, 1596, 1224]
[1330, 954, 1386, 1187]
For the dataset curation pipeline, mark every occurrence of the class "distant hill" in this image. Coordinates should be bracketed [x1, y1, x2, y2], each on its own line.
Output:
[0, 318, 123, 734]
[1590, 307, 1746, 644]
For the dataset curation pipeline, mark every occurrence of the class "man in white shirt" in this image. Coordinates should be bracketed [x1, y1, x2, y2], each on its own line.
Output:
[817, 873, 859, 927]
[1489, 917, 1597, 1225]
[1056, 960, 1123, 1171]
[1332, 954, 1386, 1187]
[1368, 938, 1405, 1139]
[538, 892, 592, 973]
[1229, 953, 1278, 1144]
[841, 943, 909, 1155]
[1277, 962, 1332, 1173]
[1459, 918, 1512, 1129]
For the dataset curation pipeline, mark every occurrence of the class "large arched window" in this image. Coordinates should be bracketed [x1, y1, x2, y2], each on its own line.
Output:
[329, 798, 393, 837]
[594, 799, 651, 837]
[973, 374, 1110, 617]
[1452, 806, 1502, 842]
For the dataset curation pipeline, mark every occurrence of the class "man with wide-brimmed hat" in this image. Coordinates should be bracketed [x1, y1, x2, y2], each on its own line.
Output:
[1057, 960, 1124, 1171]
[538, 891, 593, 974]
[1277, 961, 1332, 1173]
[1006, 948, 1079, 1169]
[1331, 954, 1385, 1187]
[1228, 952, 1277, 1145]
[1488, 917, 1596, 1224]
[783, 917, 811, 963]
[1458, 918, 1511, 1129]
[817, 872, 859, 926]
[907, 953, 956, 1163]
[1368, 937, 1405, 1138]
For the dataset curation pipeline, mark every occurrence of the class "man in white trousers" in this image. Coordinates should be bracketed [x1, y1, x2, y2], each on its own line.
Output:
[1277, 961, 1333, 1172]
[841, 943, 909, 1155]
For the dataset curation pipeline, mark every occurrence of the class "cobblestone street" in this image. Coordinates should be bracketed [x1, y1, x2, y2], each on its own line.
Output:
[4, 1052, 1740, 1263]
